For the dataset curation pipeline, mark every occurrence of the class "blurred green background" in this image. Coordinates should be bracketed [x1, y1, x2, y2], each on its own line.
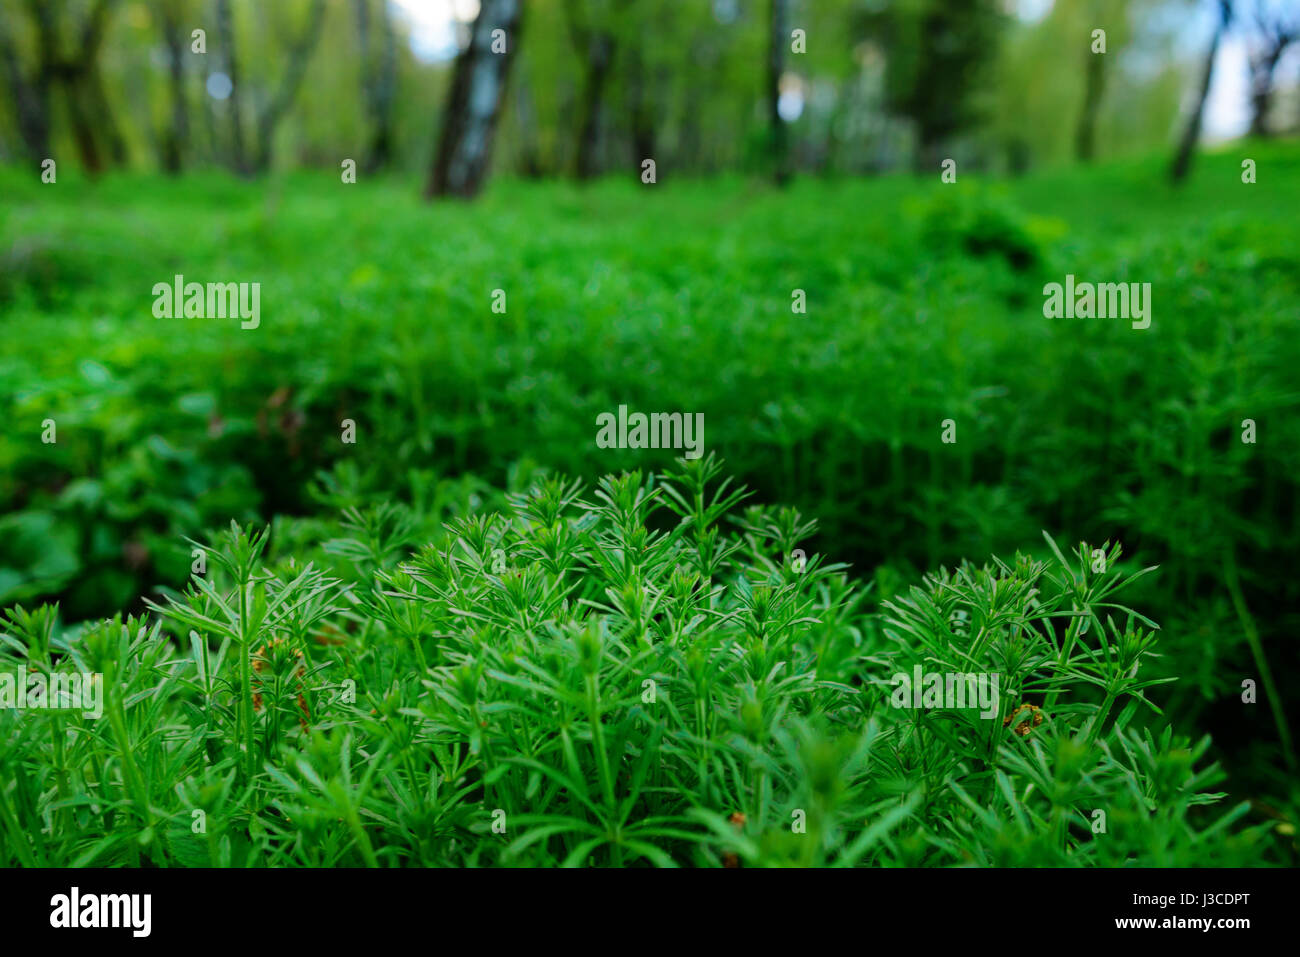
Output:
[1, 0, 1298, 840]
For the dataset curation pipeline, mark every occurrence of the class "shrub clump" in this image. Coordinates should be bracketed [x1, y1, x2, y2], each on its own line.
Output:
[0, 458, 1277, 866]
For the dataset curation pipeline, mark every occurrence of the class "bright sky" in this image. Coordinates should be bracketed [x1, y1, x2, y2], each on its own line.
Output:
[391, 0, 1266, 140]
[389, 0, 477, 62]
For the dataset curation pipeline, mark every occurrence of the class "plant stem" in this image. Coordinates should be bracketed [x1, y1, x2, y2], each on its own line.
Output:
[1223, 548, 1296, 771]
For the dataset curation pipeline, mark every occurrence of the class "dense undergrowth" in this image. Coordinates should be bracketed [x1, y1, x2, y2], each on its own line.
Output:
[0, 459, 1282, 866]
[2, 144, 1298, 859]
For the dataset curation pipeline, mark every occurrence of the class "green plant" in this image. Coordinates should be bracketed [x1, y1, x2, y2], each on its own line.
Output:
[0, 461, 1285, 866]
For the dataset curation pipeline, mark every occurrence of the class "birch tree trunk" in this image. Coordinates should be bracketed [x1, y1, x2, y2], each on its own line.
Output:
[426, 0, 523, 199]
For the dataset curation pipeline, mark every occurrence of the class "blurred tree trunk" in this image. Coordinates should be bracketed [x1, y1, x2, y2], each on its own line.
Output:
[200, 86, 219, 164]
[354, 0, 397, 172]
[89, 79, 127, 165]
[1246, 12, 1295, 137]
[65, 87, 105, 173]
[626, 45, 655, 167]
[676, 37, 709, 175]
[158, 0, 189, 174]
[1171, 0, 1232, 183]
[565, 0, 625, 181]
[575, 33, 612, 179]
[426, 0, 523, 199]
[768, 0, 791, 185]
[1074, 42, 1105, 162]
[1247, 48, 1281, 136]
[215, 0, 248, 173]
[253, 0, 327, 172]
[83, 3, 127, 168]
[825, 73, 857, 175]
[0, 8, 51, 160]
[18, 0, 125, 175]
[513, 64, 545, 177]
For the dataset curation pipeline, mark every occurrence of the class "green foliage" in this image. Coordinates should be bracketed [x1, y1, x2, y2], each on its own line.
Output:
[2, 148, 1296, 762]
[0, 461, 1285, 866]
[864, 0, 1007, 155]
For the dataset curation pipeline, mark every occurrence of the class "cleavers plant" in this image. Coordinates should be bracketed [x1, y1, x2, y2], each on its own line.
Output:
[0, 457, 1282, 865]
